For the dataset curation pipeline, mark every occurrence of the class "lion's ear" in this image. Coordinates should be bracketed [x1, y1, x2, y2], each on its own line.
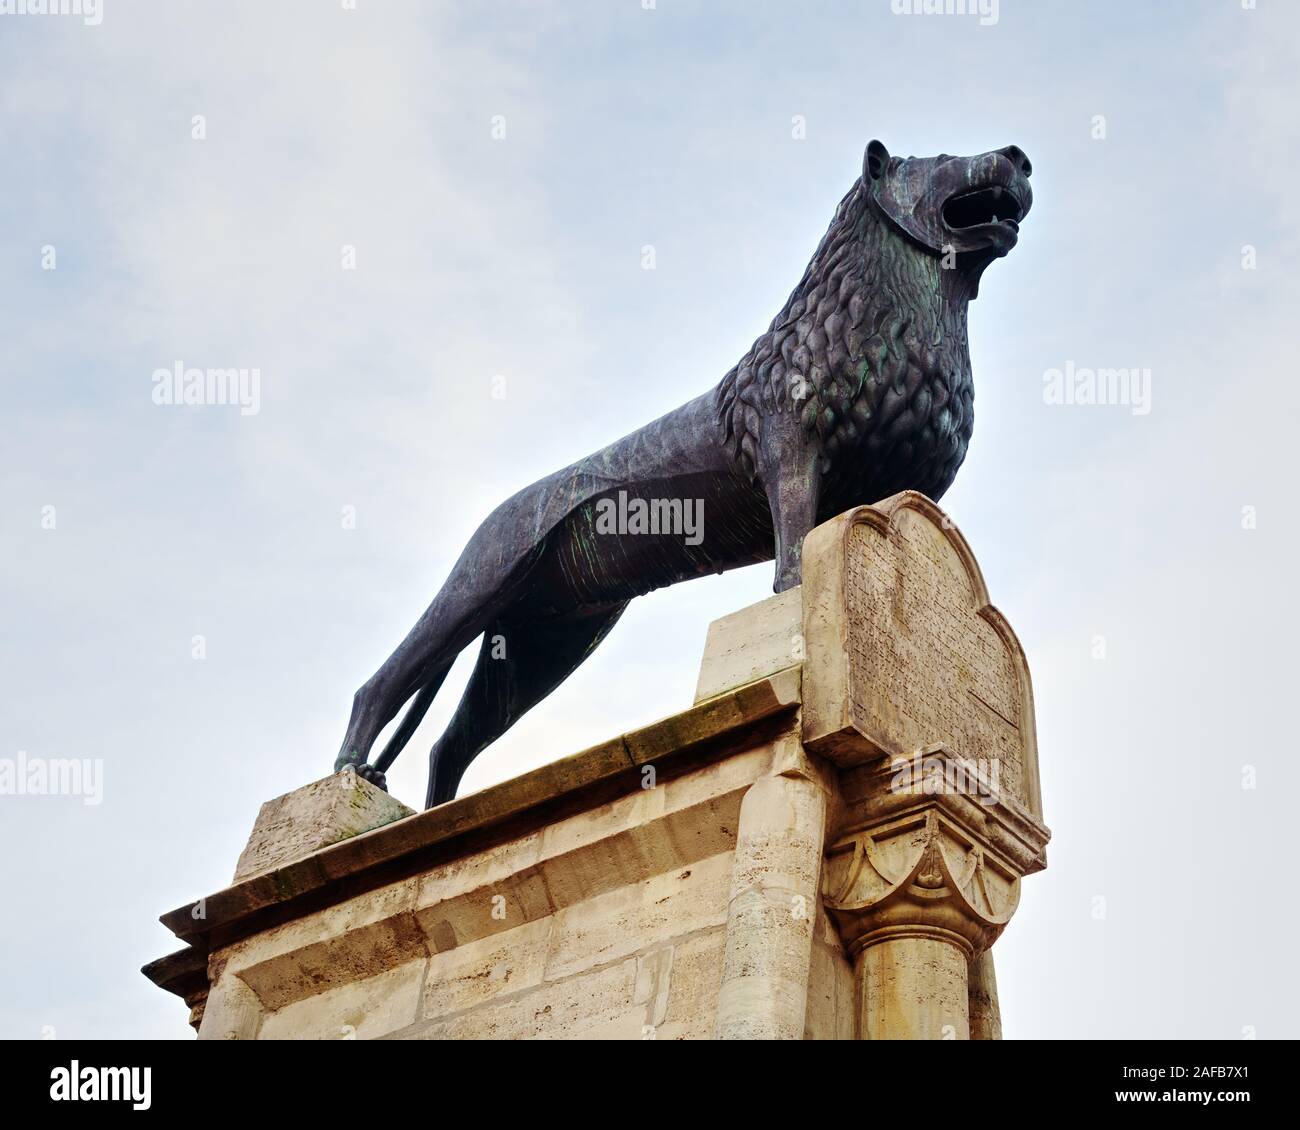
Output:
[864, 139, 890, 182]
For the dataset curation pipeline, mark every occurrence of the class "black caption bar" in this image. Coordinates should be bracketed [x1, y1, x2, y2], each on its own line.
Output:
[0, 1038, 1288, 1116]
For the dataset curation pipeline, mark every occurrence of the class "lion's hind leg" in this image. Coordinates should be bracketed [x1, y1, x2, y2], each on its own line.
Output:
[334, 586, 515, 785]
[425, 602, 629, 808]
[334, 493, 561, 784]
[346, 662, 456, 790]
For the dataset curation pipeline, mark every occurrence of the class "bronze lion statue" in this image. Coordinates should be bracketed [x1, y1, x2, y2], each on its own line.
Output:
[335, 139, 1033, 807]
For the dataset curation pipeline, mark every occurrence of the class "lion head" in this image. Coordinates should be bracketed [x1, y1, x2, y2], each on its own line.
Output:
[866, 139, 1033, 278]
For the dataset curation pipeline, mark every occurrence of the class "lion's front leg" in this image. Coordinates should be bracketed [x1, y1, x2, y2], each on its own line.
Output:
[759, 415, 821, 593]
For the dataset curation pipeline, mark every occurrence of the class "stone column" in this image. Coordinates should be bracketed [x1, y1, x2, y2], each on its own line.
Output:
[196, 961, 263, 1041]
[968, 951, 1002, 1040]
[858, 928, 973, 1040]
[714, 734, 834, 1040]
[821, 753, 1048, 1040]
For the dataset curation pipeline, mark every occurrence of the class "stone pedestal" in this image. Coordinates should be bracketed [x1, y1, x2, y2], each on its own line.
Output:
[143, 492, 1048, 1039]
[234, 768, 414, 883]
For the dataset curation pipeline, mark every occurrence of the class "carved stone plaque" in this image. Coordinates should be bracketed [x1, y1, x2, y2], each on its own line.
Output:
[801, 492, 1042, 817]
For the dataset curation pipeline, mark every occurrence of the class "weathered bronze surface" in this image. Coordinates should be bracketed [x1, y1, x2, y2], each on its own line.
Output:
[335, 140, 1033, 807]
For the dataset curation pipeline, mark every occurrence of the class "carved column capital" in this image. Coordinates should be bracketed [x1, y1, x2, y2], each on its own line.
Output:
[824, 807, 1016, 959]
[821, 747, 1050, 1038]
[825, 748, 1049, 954]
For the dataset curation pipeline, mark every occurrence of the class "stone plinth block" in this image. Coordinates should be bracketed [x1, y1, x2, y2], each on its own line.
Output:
[695, 587, 802, 703]
[232, 769, 415, 883]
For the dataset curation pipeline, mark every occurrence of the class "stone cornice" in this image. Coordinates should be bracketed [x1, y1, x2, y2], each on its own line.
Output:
[145, 666, 802, 992]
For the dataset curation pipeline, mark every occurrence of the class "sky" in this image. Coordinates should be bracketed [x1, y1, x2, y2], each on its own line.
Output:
[2, 0, 1298, 1040]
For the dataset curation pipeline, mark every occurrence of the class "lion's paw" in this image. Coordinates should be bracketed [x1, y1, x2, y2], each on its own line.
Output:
[353, 763, 388, 792]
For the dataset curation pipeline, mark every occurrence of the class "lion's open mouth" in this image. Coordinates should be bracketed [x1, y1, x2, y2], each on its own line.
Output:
[942, 186, 1024, 231]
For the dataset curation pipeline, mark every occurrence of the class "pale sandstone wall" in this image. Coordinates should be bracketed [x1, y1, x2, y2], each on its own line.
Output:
[199, 735, 829, 1040]
[145, 493, 1049, 1041]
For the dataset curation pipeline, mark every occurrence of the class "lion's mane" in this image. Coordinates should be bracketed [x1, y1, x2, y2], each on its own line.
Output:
[716, 178, 976, 502]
